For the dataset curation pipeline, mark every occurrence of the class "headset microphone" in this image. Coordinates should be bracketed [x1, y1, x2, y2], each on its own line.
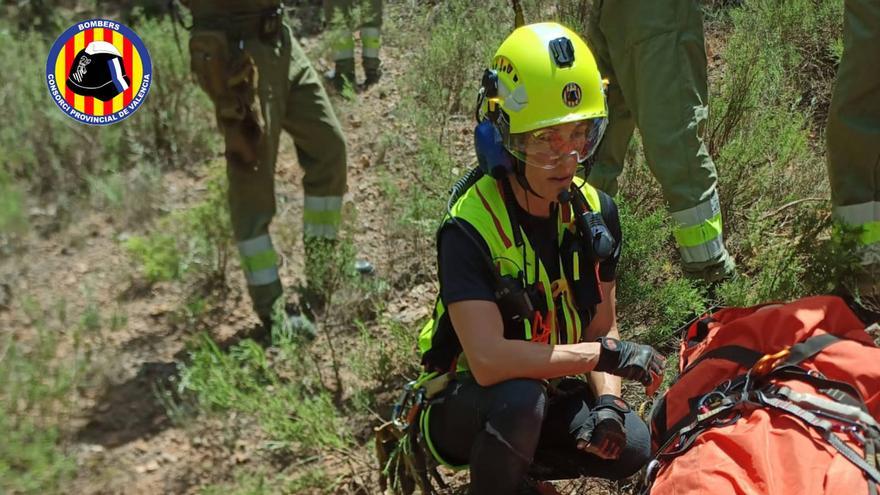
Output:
[558, 188, 615, 262]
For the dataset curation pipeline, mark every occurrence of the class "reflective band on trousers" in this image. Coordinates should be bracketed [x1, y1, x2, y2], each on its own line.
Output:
[671, 192, 725, 263]
[304, 195, 342, 240]
[334, 48, 355, 61]
[237, 234, 279, 286]
[362, 27, 381, 59]
[332, 34, 355, 60]
[835, 201, 880, 245]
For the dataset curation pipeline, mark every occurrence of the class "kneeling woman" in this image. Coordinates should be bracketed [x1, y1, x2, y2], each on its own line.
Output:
[417, 23, 664, 494]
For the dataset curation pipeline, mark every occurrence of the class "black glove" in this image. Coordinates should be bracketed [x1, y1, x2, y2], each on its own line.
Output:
[575, 395, 629, 459]
[594, 337, 665, 386]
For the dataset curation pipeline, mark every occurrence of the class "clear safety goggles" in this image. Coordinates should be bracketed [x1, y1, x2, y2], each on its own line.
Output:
[506, 118, 608, 169]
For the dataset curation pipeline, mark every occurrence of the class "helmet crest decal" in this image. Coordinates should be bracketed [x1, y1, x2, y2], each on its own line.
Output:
[493, 56, 520, 81]
[562, 82, 582, 108]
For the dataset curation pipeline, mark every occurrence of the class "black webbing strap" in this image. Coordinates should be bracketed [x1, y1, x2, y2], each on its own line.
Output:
[408, 401, 433, 495]
[681, 345, 764, 375]
[499, 177, 524, 249]
[783, 332, 843, 368]
[656, 333, 856, 456]
[760, 392, 880, 487]
[771, 366, 865, 403]
[654, 346, 761, 444]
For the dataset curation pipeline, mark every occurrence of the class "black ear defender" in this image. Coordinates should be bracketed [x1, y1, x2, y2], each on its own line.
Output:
[448, 66, 533, 325]
[474, 69, 514, 178]
[558, 187, 615, 262]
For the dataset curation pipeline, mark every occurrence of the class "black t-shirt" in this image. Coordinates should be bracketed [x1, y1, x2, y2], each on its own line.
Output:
[438, 190, 622, 306]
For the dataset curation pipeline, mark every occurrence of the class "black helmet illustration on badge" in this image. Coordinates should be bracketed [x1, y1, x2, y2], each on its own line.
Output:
[562, 82, 582, 108]
[66, 41, 130, 101]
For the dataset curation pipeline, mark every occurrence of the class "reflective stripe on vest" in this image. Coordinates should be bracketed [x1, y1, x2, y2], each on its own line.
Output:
[418, 176, 602, 372]
[671, 190, 726, 263]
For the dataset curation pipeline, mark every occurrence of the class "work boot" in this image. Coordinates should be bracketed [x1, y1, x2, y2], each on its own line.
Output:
[258, 303, 317, 346]
[683, 254, 737, 285]
[355, 259, 375, 275]
[845, 246, 880, 322]
[364, 66, 382, 87]
[324, 59, 355, 92]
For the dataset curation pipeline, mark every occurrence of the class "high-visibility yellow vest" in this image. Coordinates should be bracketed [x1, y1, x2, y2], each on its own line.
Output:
[418, 174, 605, 373]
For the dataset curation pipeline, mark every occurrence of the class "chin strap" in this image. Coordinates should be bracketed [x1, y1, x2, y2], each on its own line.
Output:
[511, 157, 543, 200]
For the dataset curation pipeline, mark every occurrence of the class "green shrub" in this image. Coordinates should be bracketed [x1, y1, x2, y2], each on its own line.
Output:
[0, 170, 26, 235]
[609, 0, 844, 331]
[400, 0, 507, 132]
[698, 0, 840, 308]
[0, 301, 101, 494]
[615, 200, 706, 344]
[124, 165, 230, 283]
[178, 335, 350, 453]
[124, 233, 181, 282]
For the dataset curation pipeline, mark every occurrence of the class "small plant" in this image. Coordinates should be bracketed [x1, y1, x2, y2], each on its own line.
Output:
[124, 233, 182, 282]
[124, 165, 231, 284]
[177, 334, 351, 454]
[0, 297, 103, 494]
[615, 200, 707, 345]
[0, 171, 25, 235]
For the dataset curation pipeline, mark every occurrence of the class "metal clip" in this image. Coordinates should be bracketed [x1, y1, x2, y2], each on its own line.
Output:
[391, 381, 416, 429]
[645, 459, 661, 486]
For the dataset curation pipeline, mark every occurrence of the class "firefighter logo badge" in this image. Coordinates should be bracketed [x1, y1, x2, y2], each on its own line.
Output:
[562, 82, 582, 108]
[45, 19, 152, 125]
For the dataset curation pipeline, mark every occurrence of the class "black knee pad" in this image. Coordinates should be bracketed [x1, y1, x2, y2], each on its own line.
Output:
[609, 411, 652, 479]
[484, 379, 548, 447]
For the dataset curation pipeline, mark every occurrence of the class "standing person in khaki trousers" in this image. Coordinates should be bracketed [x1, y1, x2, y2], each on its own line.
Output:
[183, 0, 349, 341]
[826, 0, 880, 315]
[324, 0, 383, 89]
[585, 0, 736, 283]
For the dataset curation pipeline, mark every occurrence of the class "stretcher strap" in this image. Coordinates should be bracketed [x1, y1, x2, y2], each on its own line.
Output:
[760, 392, 880, 487]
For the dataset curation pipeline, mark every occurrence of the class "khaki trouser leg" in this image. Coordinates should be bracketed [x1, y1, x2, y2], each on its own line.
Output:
[827, 0, 880, 245]
[283, 34, 347, 241]
[589, 0, 732, 276]
[325, 0, 355, 78]
[229, 34, 291, 319]
[361, 0, 383, 73]
[585, 0, 635, 196]
[189, 28, 291, 319]
[827, 0, 880, 303]
[282, 35, 348, 300]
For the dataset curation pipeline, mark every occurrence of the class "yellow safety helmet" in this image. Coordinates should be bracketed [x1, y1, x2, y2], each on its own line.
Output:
[481, 22, 607, 167]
